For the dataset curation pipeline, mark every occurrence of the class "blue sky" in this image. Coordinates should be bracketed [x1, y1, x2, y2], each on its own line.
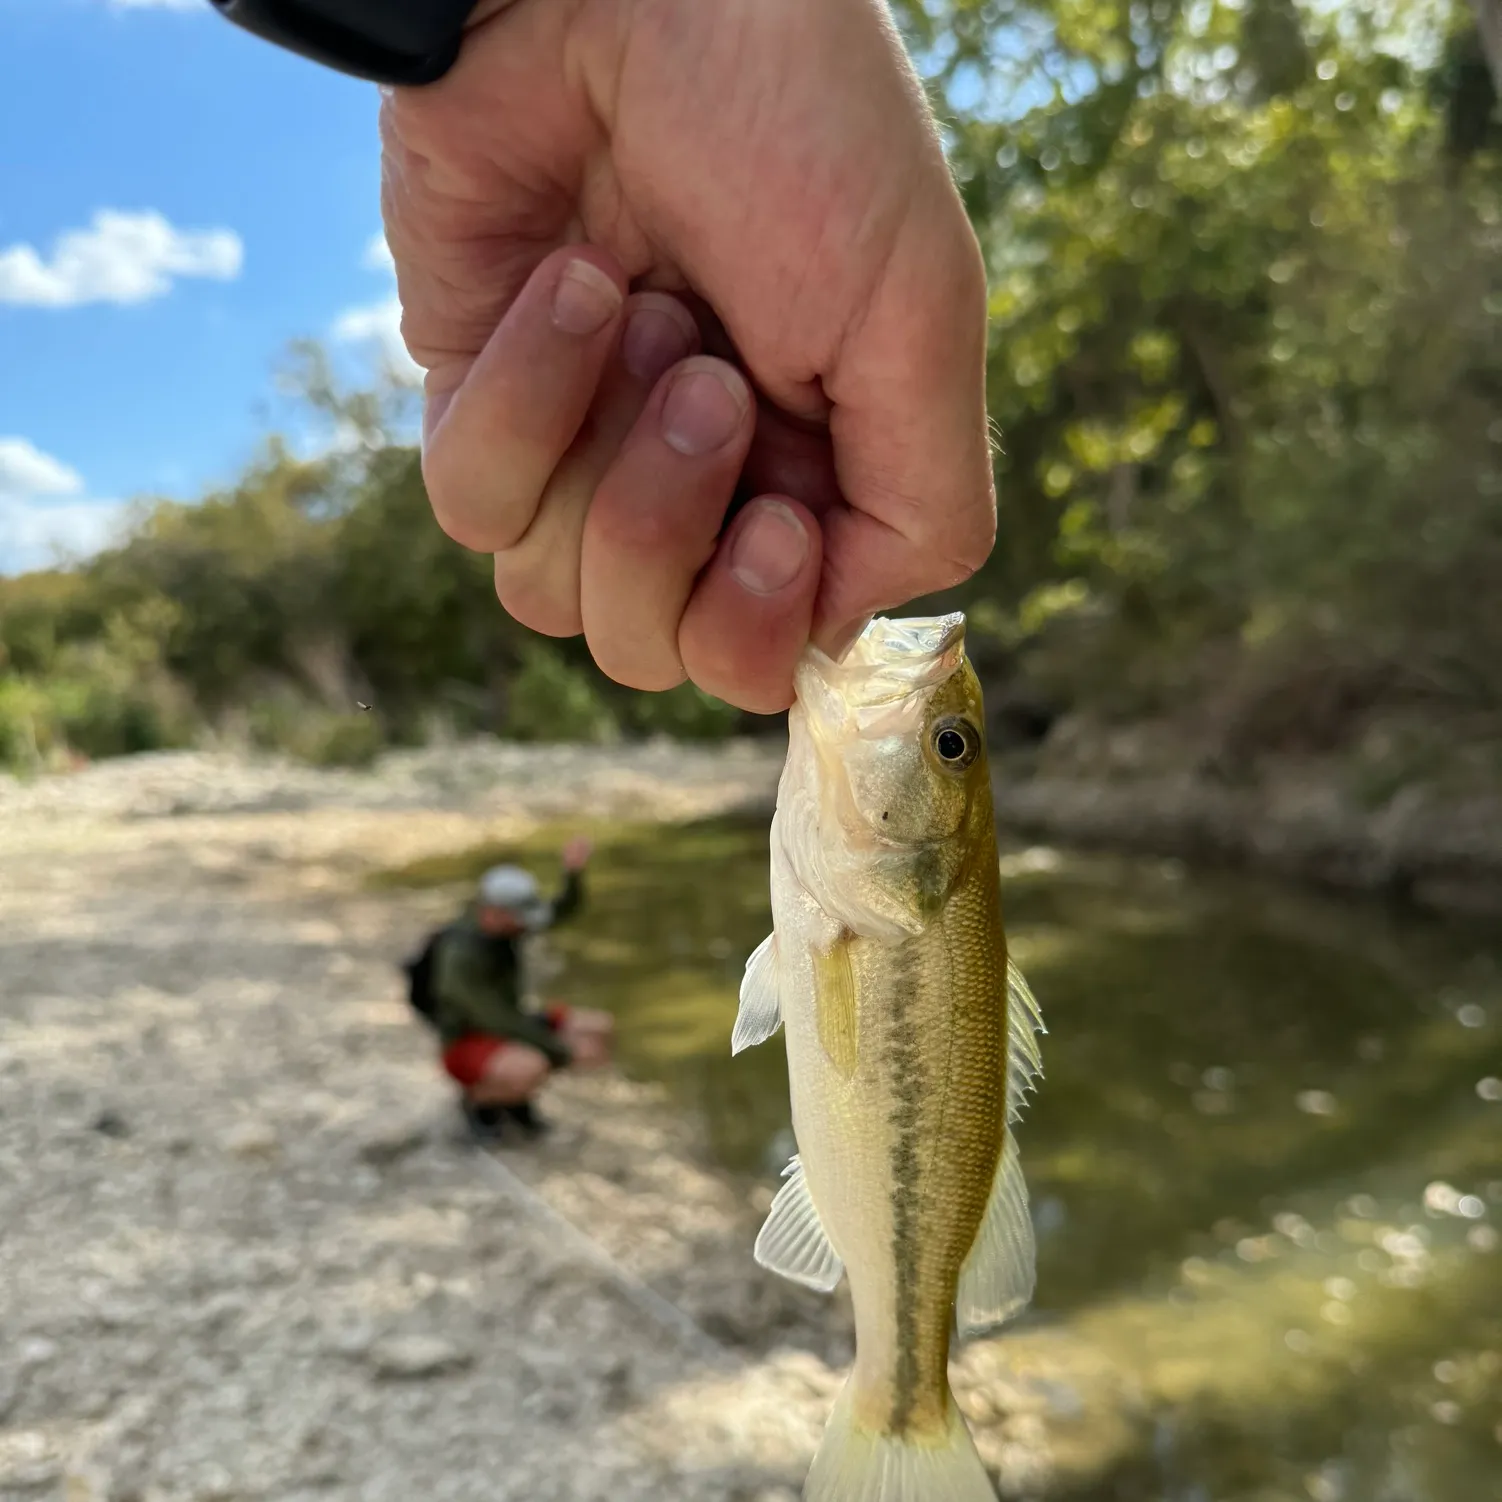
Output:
[0, 0, 412, 572]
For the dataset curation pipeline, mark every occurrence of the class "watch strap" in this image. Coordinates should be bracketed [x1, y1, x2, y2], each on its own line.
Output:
[210, 0, 478, 86]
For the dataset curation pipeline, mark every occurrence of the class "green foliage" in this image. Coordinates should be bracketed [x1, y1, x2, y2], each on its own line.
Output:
[45, 657, 194, 761]
[624, 681, 743, 741]
[505, 641, 620, 744]
[0, 570, 102, 676]
[238, 691, 381, 767]
[4, 0, 1499, 777]
[0, 649, 194, 772]
[0, 677, 56, 771]
[898, 0, 1502, 744]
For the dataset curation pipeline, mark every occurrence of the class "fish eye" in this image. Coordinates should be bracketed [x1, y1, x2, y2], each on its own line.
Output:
[931, 717, 979, 771]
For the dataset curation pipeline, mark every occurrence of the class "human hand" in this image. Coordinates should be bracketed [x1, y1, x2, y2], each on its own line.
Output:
[564, 1029, 612, 1070]
[382, 0, 995, 714]
[562, 835, 593, 872]
[562, 1006, 615, 1039]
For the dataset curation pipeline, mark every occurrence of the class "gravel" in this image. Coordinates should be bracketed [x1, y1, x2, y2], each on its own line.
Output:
[0, 739, 1049, 1502]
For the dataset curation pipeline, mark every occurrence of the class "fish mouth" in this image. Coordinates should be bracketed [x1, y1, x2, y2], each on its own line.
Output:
[798, 613, 968, 720]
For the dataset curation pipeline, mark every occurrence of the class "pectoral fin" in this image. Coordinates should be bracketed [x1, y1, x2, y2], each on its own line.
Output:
[731, 934, 781, 1054]
[955, 1131, 1035, 1339]
[814, 936, 859, 1078]
[754, 1156, 845, 1293]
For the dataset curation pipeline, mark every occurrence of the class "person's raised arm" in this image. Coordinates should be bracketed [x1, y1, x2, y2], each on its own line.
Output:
[549, 835, 591, 925]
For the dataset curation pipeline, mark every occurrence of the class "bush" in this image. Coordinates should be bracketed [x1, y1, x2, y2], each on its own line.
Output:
[0, 642, 195, 772]
[244, 691, 384, 767]
[625, 681, 742, 741]
[45, 639, 195, 759]
[505, 642, 619, 744]
[0, 677, 56, 771]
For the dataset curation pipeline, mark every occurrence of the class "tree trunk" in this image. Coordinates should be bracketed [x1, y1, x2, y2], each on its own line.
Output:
[1472, 0, 1502, 95]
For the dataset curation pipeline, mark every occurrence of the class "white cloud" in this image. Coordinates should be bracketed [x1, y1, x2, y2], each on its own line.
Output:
[0, 499, 129, 576]
[0, 438, 124, 575]
[362, 232, 395, 273]
[0, 210, 243, 309]
[334, 294, 421, 381]
[334, 296, 403, 348]
[0, 438, 85, 499]
[333, 235, 421, 383]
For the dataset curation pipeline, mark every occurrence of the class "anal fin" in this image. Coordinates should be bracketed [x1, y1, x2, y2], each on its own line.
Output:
[754, 1156, 844, 1293]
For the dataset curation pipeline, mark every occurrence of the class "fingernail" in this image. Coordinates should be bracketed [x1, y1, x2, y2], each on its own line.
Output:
[552, 259, 622, 336]
[622, 301, 695, 384]
[730, 500, 809, 596]
[827, 616, 873, 662]
[661, 360, 748, 456]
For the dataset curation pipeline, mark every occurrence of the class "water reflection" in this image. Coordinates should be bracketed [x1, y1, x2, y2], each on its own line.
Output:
[381, 816, 1502, 1501]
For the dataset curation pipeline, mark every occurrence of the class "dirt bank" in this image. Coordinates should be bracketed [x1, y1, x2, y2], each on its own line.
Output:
[992, 733, 1502, 918]
[0, 743, 1057, 1502]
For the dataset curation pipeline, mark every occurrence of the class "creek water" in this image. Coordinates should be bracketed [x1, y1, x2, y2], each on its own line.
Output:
[415, 812, 1502, 1502]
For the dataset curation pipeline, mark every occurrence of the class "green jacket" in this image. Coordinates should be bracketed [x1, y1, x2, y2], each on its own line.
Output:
[431, 871, 583, 1066]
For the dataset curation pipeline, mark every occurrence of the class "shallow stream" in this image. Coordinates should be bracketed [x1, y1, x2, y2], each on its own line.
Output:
[400, 814, 1502, 1501]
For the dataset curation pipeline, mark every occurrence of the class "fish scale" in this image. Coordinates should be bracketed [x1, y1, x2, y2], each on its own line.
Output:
[732, 613, 1044, 1502]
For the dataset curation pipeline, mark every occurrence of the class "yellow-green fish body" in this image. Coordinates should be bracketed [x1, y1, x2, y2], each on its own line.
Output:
[733, 614, 1043, 1502]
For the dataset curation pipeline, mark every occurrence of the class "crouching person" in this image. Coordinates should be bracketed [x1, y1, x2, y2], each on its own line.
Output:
[423, 838, 614, 1144]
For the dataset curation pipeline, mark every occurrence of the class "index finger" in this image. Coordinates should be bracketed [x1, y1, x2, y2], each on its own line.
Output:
[376, 0, 585, 398]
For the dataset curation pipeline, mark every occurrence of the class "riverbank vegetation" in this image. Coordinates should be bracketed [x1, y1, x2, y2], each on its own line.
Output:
[2, 0, 1498, 781]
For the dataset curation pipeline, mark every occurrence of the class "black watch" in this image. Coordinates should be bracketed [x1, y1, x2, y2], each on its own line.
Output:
[209, 0, 480, 87]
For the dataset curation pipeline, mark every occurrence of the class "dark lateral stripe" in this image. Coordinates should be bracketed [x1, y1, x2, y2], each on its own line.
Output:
[886, 942, 922, 1435]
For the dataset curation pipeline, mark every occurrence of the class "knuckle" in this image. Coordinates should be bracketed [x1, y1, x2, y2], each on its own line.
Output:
[932, 202, 987, 309]
[948, 507, 997, 579]
[430, 504, 495, 554]
[433, 505, 515, 555]
[678, 622, 795, 717]
[584, 599, 689, 694]
[907, 492, 995, 593]
[423, 459, 527, 555]
[702, 677, 788, 716]
[493, 562, 581, 639]
[593, 650, 687, 695]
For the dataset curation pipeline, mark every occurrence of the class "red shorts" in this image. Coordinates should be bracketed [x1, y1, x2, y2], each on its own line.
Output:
[441, 1005, 570, 1088]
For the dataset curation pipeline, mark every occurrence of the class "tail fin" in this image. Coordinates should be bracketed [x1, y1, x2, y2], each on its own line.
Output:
[804, 1379, 996, 1502]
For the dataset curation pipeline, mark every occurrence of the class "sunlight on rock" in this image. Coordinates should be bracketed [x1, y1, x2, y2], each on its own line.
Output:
[1296, 1088, 1338, 1115]
[621, 1350, 835, 1476]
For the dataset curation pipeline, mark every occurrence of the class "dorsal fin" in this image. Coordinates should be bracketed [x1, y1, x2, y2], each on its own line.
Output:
[1006, 958, 1045, 1123]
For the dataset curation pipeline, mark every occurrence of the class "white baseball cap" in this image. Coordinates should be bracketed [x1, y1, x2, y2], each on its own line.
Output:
[477, 865, 551, 928]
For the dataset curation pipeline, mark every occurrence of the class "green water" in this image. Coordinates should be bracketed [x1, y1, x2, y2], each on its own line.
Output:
[386, 815, 1502, 1502]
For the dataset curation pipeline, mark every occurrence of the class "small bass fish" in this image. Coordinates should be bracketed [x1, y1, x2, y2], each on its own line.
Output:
[733, 613, 1043, 1502]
